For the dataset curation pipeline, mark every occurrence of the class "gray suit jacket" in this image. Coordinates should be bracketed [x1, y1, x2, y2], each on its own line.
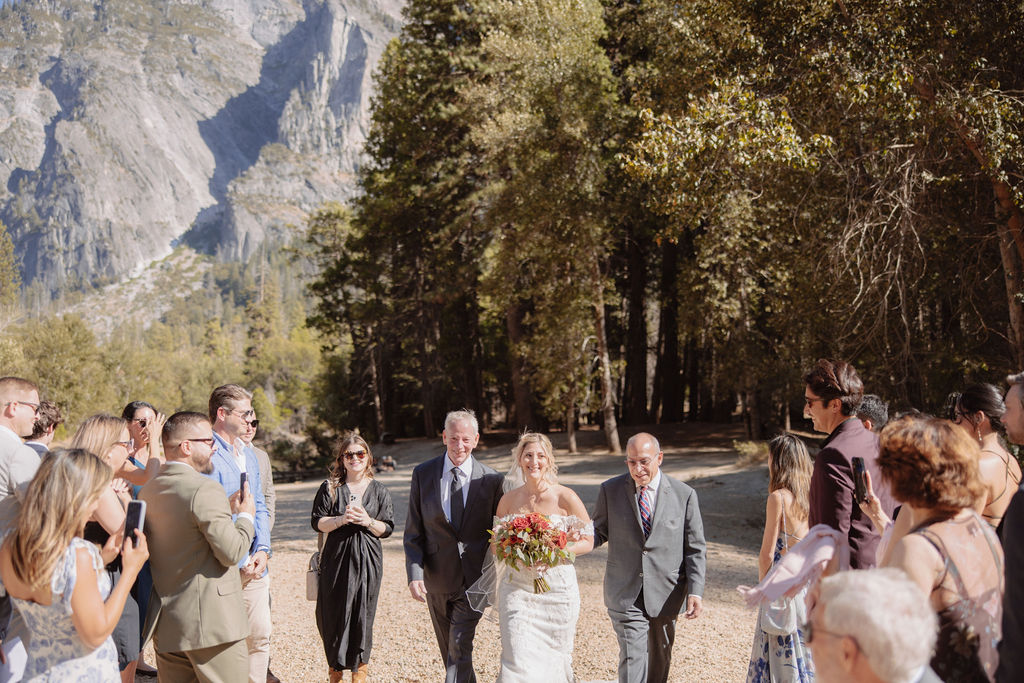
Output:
[593, 472, 706, 619]
[0, 428, 40, 532]
[404, 453, 504, 593]
[139, 462, 254, 652]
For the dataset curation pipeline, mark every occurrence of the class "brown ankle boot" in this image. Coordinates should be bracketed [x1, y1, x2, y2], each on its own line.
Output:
[351, 662, 369, 683]
[328, 667, 345, 683]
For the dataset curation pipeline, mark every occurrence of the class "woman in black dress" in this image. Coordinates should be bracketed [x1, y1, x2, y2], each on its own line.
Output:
[311, 434, 394, 683]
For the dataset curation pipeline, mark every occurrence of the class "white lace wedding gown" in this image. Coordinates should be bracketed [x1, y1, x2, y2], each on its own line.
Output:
[495, 514, 592, 683]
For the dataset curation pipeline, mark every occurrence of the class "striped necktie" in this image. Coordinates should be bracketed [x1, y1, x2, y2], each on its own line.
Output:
[638, 485, 652, 537]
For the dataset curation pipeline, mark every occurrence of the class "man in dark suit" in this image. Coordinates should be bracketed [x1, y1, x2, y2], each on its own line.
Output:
[804, 358, 895, 569]
[404, 409, 504, 683]
[998, 370, 1024, 682]
[140, 411, 256, 683]
[593, 432, 706, 683]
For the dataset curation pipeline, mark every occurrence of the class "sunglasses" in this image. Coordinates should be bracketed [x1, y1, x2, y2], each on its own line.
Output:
[248, 419, 260, 430]
[343, 450, 367, 460]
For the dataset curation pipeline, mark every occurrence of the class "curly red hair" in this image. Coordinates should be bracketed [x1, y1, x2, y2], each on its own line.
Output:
[877, 415, 984, 515]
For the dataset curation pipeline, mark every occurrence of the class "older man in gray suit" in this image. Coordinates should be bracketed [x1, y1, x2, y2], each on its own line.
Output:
[404, 409, 504, 683]
[593, 432, 707, 683]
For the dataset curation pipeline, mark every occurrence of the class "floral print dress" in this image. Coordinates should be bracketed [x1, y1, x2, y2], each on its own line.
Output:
[746, 532, 814, 682]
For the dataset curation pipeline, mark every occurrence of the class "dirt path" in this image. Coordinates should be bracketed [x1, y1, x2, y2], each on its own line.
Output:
[249, 425, 768, 682]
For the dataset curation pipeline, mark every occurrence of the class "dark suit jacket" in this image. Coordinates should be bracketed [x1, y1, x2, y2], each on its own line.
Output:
[139, 462, 254, 652]
[809, 417, 896, 569]
[403, 453, 504, 594]
[593, 472, 706, 619]
[998, 484, 1024, 682]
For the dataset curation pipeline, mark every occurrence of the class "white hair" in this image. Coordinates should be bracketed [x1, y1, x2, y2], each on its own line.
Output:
[818, 568, 938, 683]
[444, 409, 479, 435]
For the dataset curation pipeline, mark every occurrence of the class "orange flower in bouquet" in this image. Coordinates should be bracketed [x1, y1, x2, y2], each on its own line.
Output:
[491, 512, 575, 593]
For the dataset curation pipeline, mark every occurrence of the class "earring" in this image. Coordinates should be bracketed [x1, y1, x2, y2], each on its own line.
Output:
[977, 426, 983, 445]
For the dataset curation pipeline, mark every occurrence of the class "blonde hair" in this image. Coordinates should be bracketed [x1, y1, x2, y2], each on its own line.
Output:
[509, 432, 558, 484]
[768, 434, 812, 522]
[10, 449, 111, 590]
[69, 414, 127, 469]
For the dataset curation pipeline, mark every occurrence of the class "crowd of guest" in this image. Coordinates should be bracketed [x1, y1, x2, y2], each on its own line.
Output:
[746, 359, 1024, 683]
[0, 377, 280, 683]
[5, 355, 1024, 683]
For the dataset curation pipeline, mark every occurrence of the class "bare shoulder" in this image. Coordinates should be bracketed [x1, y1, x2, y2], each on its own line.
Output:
[497, 486, 527, 517]
[556, 484, 589, 518]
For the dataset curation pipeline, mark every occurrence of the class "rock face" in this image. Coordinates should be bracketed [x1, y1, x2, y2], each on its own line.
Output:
[0, 0, 402, 295]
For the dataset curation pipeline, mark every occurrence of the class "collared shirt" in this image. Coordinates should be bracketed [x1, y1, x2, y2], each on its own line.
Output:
[165, 459, 254, 526]
[635, 469, 663, 529]
[207, 431, 271, 568]
[440, 453, 474, 524]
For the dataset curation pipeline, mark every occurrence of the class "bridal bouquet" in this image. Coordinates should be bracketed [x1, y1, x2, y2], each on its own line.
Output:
[490, 512, 574, 593]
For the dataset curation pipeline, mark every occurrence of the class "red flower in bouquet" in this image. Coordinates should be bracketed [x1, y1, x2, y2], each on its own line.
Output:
[490, 513, 575, 593]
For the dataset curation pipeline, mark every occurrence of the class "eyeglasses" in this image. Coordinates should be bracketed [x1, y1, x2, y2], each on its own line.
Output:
[132, 418, 149, 428]
[183, 437, 216, 447]
[224, 407, 255, 420]
[114, 439, 135, 451]
[343, 450, 367, 460]
[802, 619, 853, 646]
[248, 419, 260, 430]
[5, 401, 40, 416]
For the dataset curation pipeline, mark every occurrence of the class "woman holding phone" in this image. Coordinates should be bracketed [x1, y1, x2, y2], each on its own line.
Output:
[0, 448, 148, 681]
[310, 434, 394, 683]
[69, 414, 141, 683]
[746, 434, 815, 683]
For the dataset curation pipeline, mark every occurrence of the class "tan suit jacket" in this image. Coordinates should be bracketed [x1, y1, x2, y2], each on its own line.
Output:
[139, 461, 254, 653]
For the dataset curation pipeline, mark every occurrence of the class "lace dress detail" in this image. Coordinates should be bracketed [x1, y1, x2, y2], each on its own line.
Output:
[490, 514, 592, 683]
[913, 511, 1003, 682]
[12, 537, 119, 682]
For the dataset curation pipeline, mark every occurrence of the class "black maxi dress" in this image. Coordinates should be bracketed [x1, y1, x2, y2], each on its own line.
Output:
[311, 479, 394, 671]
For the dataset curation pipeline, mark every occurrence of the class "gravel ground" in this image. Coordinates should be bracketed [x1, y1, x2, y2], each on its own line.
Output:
[143, 425, 769, 682]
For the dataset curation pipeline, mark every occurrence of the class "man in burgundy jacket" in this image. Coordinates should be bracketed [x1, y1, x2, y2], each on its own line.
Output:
[803, 359, 896, 569]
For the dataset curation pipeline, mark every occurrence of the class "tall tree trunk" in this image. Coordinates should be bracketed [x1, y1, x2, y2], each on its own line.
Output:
[590, 259, 622, 454]
[458, 294, 486, 424]
[622, 232, 648, 423]
[369, 334, 385, 440]
[999, 217, 1024, 368]
[505, 302, 537, 430]
[685, 336, 699, 421]
[566, 399, 577, 454]
[655, 240, 683, 422]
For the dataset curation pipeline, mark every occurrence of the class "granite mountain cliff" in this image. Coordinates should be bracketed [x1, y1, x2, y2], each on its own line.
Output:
[0, 0, 402, 297]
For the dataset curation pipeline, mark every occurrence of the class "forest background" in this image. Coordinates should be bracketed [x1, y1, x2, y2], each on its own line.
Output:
[1, 0, 1023, 465]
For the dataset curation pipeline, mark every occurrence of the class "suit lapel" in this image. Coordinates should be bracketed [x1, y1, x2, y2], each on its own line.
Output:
[461, 457, 487, 523]
[649, 476, 677, 531]
[623, 475, 643, 529]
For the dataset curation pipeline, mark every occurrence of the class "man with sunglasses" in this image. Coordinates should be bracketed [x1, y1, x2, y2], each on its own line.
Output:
[207, 384, 272, 683]
[803, 359, 895, 569]
[0, 376, 42, 681]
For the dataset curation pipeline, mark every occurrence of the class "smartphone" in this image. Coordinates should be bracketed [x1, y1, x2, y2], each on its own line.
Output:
[852, 457, 868, 504]
[239, 472, 247, 501]
[124, 500, 146, 548]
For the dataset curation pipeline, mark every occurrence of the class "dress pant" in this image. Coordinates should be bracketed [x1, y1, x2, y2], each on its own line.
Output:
[242, 573, 272, 683]
[425, 589, 481, 683]
[608, 591, 677, 683]
[156, 639, 248, 683]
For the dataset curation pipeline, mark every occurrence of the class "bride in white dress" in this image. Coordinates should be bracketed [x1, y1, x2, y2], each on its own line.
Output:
[491, 433, 594, 682]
